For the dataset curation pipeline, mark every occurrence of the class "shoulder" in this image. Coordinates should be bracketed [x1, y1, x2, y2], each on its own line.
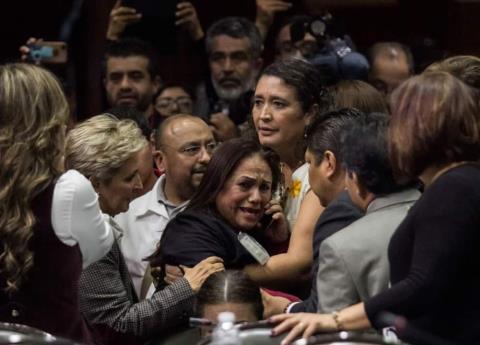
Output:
[165, 208, 229, 236]
[54, 170, 96, 203]
[320, 191, 363, 222]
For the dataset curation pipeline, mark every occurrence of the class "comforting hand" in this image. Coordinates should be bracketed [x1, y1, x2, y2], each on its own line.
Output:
[164, 264, 184, 285]
[261, 289, 291, 318]
[209, 112, 239, 142]
[107, 0, 142, 40]
[175, 2, 204, 41]
[262, 200, 289, 243]
[183, 256, 224, 292]
[270, 312, 336, 345]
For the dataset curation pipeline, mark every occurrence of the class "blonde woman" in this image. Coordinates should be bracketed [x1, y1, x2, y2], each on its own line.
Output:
[0, 63, 113, 343]
[67, 115, 223, 345]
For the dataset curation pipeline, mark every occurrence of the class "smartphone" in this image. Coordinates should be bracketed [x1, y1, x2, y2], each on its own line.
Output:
[259, 213, 274, 229]
[28, 41, 67, 64]
[121, 0, 178, 53]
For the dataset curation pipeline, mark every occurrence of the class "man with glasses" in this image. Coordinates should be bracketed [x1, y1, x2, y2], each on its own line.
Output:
[115, 114, 216, 297]
[154, 84, 194, 118]
[195, 17, 263, 141]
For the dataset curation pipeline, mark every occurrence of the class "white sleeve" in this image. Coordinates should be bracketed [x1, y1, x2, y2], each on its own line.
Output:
[51, 170, 114, 268]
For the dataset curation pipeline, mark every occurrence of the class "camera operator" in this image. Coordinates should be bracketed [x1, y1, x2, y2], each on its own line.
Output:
[285, 14, 370, 85]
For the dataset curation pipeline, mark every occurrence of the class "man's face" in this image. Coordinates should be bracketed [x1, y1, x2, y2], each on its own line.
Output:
[275, 24, 318, 61]
[369, 52, 411, 97]
[104, 56, 159, 112]
[209, 35, 261, 102]
[155, 86, 193, 117]
[157, 118, 216, 201]
[305, 149, 345, 208]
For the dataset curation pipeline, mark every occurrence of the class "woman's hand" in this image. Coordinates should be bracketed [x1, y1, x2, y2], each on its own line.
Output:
[175, 2, 204, 41]
[270, 312, 336, 345]
[107, 0, 142, 41]
[262, 200, 289, 243]
[183, 256, 224, 292]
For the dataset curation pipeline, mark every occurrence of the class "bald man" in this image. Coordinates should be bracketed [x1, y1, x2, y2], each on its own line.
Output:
[368, 42, 414, 97]
[115, 115, 216, 296]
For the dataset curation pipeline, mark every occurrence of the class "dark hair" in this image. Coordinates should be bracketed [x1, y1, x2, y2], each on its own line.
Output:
[154, 82, 194, 101]
[260, 59, 329, 114]
[305, 108, 363, 166]
[342, 112, 408, 195]
[106, 105, 152, 138]
[102, 38, 160, 80]
[389, 71, 480, 178]
[274, 15, 311, 53]
[368, 41, 414, 74]
[187, 138, 281, 211]
[195, 270, 263, 320]
[206, 17, 262, 59]
[327, 79, 388, 114]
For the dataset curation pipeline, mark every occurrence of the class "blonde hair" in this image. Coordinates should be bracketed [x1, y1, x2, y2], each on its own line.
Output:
[0, 63, 69, 294]
[65, 114, 147, 182]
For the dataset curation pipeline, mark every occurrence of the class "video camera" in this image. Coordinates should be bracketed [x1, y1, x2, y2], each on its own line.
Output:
[289, 13, 369, 85]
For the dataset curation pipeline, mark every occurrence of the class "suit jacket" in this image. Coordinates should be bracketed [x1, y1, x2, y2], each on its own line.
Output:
[79, 220, 194, 345]
[290, 191, 363, 313]
[316, 189, 420, 313]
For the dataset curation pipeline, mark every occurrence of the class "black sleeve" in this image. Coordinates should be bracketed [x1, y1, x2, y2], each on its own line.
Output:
[159, 210, 231, 267]
[365, 171, 480, 325]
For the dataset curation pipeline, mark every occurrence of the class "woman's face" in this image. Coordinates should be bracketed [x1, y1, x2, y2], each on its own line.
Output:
[252, 75, 310, 155]
[215, 154, 273, 231]
[96, 150, 143, 216]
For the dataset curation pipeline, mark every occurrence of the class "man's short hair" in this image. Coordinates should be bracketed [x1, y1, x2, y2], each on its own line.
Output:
[305, 108, 363, 166]
[205, 17, 262, 59]
[426, 55, 480, 91]
[102, 38, 160, 80]
[368, 41, 415, 74]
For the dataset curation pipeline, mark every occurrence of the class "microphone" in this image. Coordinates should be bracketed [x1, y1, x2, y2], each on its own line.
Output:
[376, 312, 456, 345]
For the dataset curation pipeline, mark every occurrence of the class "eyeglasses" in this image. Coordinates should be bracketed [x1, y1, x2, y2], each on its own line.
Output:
[162, 142, 218, 157]
[156, 97, 193, 111]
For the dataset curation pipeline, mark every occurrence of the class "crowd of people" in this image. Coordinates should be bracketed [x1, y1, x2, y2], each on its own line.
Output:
[2, 2, 480, 345]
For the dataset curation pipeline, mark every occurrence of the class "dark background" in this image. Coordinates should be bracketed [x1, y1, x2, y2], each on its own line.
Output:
[2, 0, 479, 119]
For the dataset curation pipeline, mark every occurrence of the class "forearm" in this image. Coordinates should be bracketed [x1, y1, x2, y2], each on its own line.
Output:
[244, 251, 311, 288]
[112, 278, 194, 336]
[336, 303, 371, 330]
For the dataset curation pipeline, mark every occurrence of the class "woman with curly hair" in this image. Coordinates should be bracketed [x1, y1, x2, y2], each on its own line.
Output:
[0, 63, 113, 343]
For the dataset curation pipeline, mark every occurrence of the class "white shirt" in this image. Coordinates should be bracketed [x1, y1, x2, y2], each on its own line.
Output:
[115, 175, 187, 296]
[284, 163, 311, 231]
[51, 170, 114, 268]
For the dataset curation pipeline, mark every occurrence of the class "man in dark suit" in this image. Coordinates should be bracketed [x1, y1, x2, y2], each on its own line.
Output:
[263, 108, 364, 316]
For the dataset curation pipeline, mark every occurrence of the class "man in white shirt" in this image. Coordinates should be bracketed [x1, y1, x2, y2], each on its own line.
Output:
[115, 114, 216, 296]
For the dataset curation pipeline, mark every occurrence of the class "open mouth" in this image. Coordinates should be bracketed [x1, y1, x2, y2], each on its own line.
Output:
[239, 207, 262, 219]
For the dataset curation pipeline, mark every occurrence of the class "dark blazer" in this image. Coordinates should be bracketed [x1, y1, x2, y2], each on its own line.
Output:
[290, 191, 363, 313]
[156, 208, 257, 269]
[79, 221, 195, 345]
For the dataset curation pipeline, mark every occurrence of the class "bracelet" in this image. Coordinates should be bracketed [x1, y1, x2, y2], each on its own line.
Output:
[331, 310, 343, 331]
[283, 302, 294, 314]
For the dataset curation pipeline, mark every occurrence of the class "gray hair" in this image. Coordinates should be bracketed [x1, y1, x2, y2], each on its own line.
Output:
[205, 17, 262, 59]
[65, 114, 147, 182]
